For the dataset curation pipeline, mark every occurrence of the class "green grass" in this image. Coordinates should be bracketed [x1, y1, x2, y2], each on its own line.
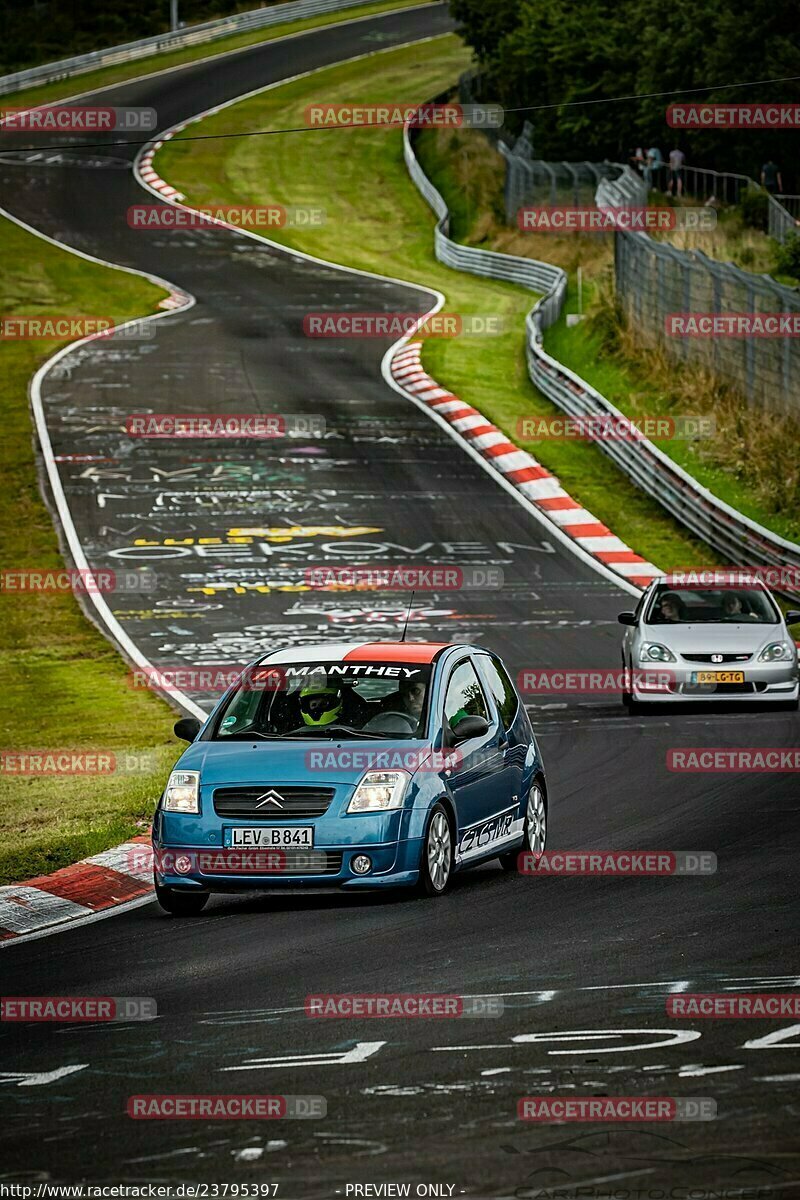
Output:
[2, 0, 428, 110]
[156, 34, 720, 573]
[0, 216, 182, 884]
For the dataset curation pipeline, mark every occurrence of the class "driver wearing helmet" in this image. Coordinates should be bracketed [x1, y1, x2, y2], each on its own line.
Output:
[299, 683, 343, 728]
[298, 679, 368, 729]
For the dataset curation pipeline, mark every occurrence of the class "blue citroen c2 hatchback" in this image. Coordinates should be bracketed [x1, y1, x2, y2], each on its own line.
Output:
[152, 641, 547, 914]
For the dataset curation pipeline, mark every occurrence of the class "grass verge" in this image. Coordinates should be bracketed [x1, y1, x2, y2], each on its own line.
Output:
[157, 35, 724, 570]
[0, 216, 181, 884]
[2, 0, 429, 110]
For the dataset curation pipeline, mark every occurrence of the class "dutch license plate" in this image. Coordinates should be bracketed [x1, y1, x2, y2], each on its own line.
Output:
[224, 826, 314, 849]
[690, 670, 745, 684]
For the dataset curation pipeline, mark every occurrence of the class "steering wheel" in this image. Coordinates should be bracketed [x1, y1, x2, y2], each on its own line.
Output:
[364, 710, 417, 733]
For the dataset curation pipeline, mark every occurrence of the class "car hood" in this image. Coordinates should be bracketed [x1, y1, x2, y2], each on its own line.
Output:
[641, 622, 784, 654]
[176, 737, 436, 787]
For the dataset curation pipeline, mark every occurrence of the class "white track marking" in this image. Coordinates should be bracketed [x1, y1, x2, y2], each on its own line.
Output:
[221, 1041, 386, 1070]
[512, 1029, 702, 1054]
[0, 1064, 88, 1086]
[744, 1025, 800, 1050]
[677, 1064, 744, 1077]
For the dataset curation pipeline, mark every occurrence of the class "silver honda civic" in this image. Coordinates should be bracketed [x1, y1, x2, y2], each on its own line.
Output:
[618, 578, 800, 709]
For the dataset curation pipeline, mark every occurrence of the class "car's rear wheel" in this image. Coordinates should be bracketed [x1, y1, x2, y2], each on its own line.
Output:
[500, 779, 547, 872]
[154, 880, 209, 916]
[417, 803, 453, 897]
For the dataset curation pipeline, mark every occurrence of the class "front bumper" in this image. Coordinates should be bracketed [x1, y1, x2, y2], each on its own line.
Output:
[632, 661, 798, 703]
[153, 842, 422, 890]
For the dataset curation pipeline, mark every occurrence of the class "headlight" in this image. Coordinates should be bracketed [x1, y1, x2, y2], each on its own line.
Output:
[163, 770, 200, 813]
[758, 642, 794, 662]
[347, 770, 409, 814]
[639, 642, 676, 663]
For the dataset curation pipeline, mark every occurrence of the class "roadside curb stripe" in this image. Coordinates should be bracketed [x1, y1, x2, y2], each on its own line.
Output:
[0, 836, 152, 941]
[389, 342, 661, 590]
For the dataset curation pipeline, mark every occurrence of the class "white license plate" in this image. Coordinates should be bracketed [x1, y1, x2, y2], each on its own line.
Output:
[225, 826, 314, 849]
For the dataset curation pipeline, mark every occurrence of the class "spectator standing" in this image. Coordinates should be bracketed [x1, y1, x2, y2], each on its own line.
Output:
[644, 145, 663, 189]
[761, 160, 783, 195]
[667, 145, 685, 196]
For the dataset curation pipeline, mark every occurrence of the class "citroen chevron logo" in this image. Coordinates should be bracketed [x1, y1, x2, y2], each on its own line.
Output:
[254, 790, 285, 809]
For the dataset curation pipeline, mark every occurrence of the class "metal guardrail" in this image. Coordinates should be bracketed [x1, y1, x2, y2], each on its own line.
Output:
[642, 160, 797, 244]
[0, 0, 385, 97]
[403, 125, 566, 321]
[769, 194, 800, 243]
[403, 121, 800, 594]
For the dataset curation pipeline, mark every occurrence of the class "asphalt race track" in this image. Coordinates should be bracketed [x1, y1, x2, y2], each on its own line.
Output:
[1, 5, 799, 1195]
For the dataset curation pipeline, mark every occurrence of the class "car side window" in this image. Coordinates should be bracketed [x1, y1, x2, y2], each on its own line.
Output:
[480, 655, 519, 732]
[443, 659, 489, 730]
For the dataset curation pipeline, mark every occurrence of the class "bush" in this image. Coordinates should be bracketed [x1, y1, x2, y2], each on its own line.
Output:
[773, 231, 800, 280]
[739, 186, 769, 231]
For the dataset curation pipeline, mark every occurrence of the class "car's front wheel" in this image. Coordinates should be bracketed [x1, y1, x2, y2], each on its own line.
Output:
[154, 880, 209, 916]
[500, 779, 547, 872]
[417, 803, 454, 897]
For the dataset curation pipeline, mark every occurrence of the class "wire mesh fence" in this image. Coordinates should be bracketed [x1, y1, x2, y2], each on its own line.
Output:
[612, 220, 800, 416]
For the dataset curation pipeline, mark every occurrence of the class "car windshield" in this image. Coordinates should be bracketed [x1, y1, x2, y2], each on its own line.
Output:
[211, 660, 433, 740]
[645, 585, 778, 624]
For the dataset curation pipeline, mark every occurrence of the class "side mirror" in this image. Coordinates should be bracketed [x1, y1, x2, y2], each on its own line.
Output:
[784, 610, 800, 625]
[452, 714, 490, 743]
[174, 716, 201, 742]
[618, 611, 637, 626]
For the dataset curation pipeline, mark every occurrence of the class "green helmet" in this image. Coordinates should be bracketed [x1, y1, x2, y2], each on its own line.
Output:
[299, 683, 342, 727]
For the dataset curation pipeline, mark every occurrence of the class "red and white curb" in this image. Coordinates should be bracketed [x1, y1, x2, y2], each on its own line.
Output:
[137, 126, 187, 202]
[390, 341, 662, 589]
[0, 837, 154, 943]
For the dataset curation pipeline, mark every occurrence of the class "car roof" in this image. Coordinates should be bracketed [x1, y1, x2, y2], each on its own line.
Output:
[259, 641, 459, 665]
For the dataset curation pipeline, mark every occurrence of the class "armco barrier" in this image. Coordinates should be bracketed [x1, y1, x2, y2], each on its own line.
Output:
[0, 0, 391, 97]
[403, 122, 800, 598]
